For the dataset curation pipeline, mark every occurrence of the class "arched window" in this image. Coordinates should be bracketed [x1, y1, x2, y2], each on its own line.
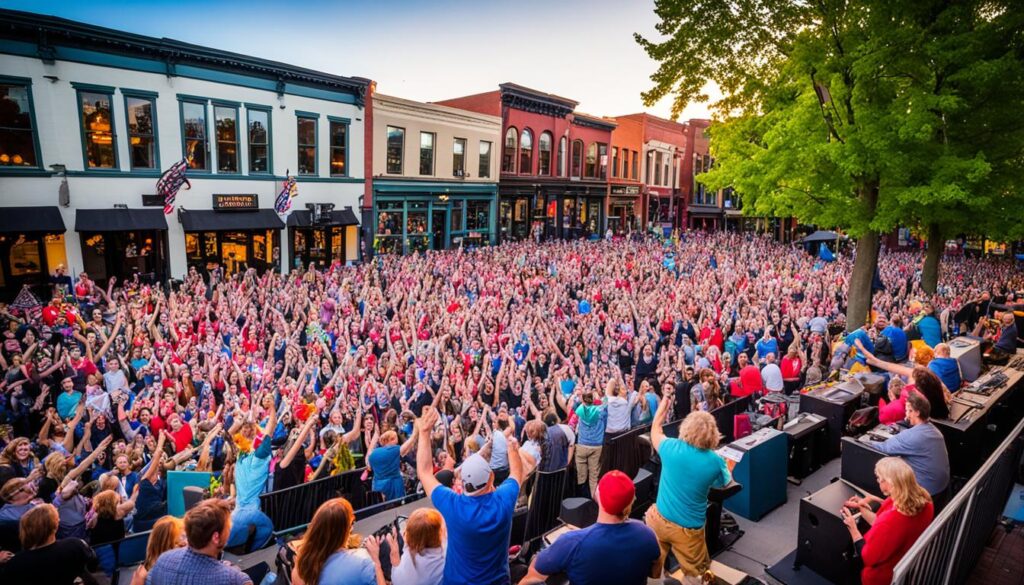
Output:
[570, 140, 583, 178]
[584, 142, 597, 178]
[558, 136, 567, 177]
[538, 132, 553, 175]
[502, 127, 518, 173]
[519, 128, 533, 175]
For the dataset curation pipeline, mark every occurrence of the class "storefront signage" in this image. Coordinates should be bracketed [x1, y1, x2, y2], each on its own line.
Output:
[141, 194, 163, 207]
[212, 194, 259, 211]
[610, 185, 641, 196]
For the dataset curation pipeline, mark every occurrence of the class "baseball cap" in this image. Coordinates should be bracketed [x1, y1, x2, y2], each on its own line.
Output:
[597, 470, 635, 516]
[458, 454, 493, 494]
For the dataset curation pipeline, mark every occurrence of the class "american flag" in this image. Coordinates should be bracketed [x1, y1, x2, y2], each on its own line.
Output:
[275, 171, 299, 215]
[158, 158, 191, 214]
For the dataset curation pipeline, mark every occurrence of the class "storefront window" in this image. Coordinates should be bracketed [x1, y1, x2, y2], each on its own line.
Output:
[331, 228, 343, 261]
[563, 198, 576, 231]
[9, 236, 41, 276]
[81, 234, 107, 280]
[467, 201, 489, 233]
[407, 202, 429, 253]
[79, 90, 117, 169]
[248, 108, 271, 174]
[182, 100, 209, 170]
[215, 105, 239, 173]
[125, 96, 157, 170]
[451, 201, 464, 233]
[375, 201, 403, 254]
[0, 82, 39, 168]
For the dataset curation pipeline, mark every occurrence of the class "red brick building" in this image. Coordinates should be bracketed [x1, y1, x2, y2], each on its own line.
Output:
[606, 116, 644, 234]
[437, 83, 614, 240]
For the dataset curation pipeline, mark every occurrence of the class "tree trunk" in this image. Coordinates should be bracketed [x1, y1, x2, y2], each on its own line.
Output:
[846, 183, 881, 333]
[921, 222, 943, 295]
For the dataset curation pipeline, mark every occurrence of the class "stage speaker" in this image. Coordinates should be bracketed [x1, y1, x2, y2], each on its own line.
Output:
[948, 336, 983, 382]
[559, 497, 598, 528]
[795, 479, 864, 585]
[633, 468, 654, 506]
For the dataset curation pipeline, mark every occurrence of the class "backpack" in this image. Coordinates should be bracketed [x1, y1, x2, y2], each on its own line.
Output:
[846, 406, 879, 435]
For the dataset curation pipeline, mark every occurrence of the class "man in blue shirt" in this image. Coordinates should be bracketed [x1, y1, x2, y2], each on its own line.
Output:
[519, 470, 660, 585]
[148, 499, 251, 585]
[914, 302, 943, 347]
[881, 315, 909, 362]
[416, 406, 523, 585]
[645, 391, 730, 580]
[928, 343, 962, 391]
[869, 392, 950, 497]
[227, 400, 277, 549]
[843, 326, 874, 366]
[755, 329, 779, 364]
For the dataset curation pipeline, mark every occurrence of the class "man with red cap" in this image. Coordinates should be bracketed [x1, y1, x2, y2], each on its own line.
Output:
[517, 470, 660, 585]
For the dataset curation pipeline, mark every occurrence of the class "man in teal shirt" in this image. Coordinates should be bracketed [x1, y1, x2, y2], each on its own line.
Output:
[645, 390, 731, 580]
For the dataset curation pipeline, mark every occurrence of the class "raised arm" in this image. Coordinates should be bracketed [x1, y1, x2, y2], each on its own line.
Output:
[650, 387, 672, 452]
[280, 416, 317, 469]
[63, 435, 113, 486]
[398, 425, 418, 457]
[415, 406, 441, 497]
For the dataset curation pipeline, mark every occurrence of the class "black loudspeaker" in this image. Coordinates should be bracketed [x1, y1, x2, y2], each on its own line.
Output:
[633, 468, 655, 510]
[559, 497, 598, 528]
[795, 480, 864, 585]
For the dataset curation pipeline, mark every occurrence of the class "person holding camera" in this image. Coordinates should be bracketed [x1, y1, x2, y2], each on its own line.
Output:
[365, 508, 445, 585]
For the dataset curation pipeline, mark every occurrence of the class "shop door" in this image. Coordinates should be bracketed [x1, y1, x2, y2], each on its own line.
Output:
[220, 232, 249, 275]
[431, 209, 447, 250]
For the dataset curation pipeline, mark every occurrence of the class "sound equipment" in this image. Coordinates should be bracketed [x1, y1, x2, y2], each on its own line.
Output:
[631, 467, 655, 518]
[795, 479, 866, 585]
[948, 336, 983, 382]
[783, 412, 828, 480]
[718, 428, 788, 520]
[558, 497, 598, 529]
[706, 481, 744, 555]
[851, 372, 886, 405]
[800, 378, 865, 460]
[840, 436, 887, 497]
[670, 560, 760, 585]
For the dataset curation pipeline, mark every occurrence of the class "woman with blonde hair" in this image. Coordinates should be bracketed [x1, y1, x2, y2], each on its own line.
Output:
[0, 437, 39, 487]
[292, 497, 374, 585]
[3, 503, 99, 584]
[841, 457, 934, 585]
[129, 515, 185, 585]
[89, 486, 138, 546]
[365, 507, 446, 585]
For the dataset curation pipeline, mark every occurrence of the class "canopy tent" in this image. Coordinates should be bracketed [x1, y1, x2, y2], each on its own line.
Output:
[799, 230, 844, 244]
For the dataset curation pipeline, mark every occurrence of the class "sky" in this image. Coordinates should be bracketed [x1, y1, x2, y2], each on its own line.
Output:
[4, 0, 718, 121]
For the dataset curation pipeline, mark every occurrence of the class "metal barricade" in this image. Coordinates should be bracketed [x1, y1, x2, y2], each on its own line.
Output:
[259, 467, 369, 533]
[892, 416, 1024, 585]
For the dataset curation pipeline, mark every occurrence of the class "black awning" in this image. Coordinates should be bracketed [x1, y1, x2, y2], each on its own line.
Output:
[286, 208, 360, 227]
[181, 209, 284, 232]
[0, 206, 66, 233]
[75, 208, 168, 232]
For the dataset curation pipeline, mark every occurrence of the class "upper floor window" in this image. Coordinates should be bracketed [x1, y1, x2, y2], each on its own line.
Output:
[611, 147, 618, 178]
[181, 100, 209, 170]
[214, 105, 239, 173]
[598, 143, 608, 180]
[0, 80, 40, 168]
[557, 136, 567, 177]
[645, 151, 653, 183]
[79, 89, 117, 169]
[654, 152, 663, 185]
[296, 114, 318, 175]
[453, 138, 467, 176]
[538, 132, 552, 176]
[419, 131, 435, 175]
[124, 93, 157, 170]
[247, 108, 271, 174]
[519, 129, 533, 175]
[631, 150, 639, 180]
[502, 127, 518, 173]
[570, 140, 583, 179]
[478, 141, 492, 179]
[584, 143, 597, 178]
[329, 118, 348, 176]
[386, 126, 404, 174]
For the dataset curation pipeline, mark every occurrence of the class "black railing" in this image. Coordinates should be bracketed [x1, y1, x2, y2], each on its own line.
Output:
[259, 467, 371, 534]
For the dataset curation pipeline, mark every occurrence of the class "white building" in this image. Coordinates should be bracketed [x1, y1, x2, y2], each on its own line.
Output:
[0, 9, 369, 299]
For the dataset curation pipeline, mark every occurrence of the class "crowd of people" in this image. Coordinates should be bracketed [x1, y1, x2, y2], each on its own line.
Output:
[0, 230, 1020, 585]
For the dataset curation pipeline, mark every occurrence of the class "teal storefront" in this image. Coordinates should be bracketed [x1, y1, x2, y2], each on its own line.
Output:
[372, 181, 497, 255]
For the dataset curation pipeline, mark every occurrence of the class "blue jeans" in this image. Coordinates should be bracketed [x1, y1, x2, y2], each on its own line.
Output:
[227, 506, 274, 550]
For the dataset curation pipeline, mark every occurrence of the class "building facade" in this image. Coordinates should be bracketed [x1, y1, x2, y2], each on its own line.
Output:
[437, 83, 614, 241]
[368, 93, 500, 254]
[0, 10, 368, 299]
[606, 116, 643, 234]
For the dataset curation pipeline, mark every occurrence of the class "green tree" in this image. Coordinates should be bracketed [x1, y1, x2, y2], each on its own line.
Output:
[638, 1, 1024, 326]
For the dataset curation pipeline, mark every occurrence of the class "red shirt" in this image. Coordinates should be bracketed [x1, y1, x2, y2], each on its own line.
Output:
[781, 356, 802, 380]
[861, 499, 934, 585]
[735, 365, 764, 397]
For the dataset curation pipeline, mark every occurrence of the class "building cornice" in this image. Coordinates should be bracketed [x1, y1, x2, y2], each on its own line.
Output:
[0, 9, 371, 106]
[373, 94, 501, 130]
[499, 83, 577, 118]
[571, 114, 616, 131]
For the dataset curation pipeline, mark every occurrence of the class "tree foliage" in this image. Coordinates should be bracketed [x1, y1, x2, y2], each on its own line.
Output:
[637, 0, 1024, 321]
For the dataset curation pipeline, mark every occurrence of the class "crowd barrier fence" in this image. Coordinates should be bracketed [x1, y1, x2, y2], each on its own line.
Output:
[891, 415, 1024, 585]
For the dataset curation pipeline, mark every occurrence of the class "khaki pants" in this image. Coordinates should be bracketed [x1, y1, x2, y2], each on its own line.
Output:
[645, 504, 710, 579]
[575, 443, 602, 497]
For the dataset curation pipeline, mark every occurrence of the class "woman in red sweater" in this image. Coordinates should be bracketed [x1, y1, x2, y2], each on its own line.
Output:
[841, 457, 934, 585]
